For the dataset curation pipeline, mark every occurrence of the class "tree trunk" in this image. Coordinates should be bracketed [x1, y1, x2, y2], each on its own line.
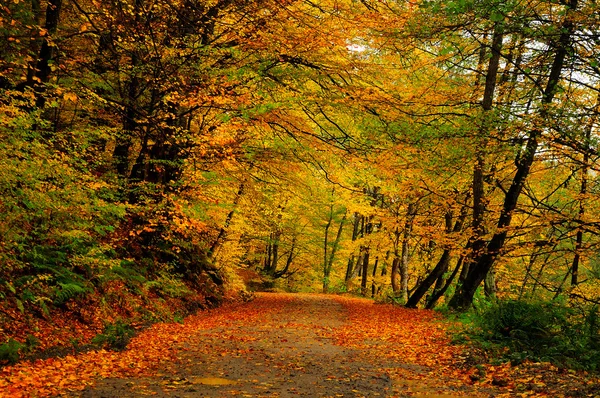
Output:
[208, 183, 245, 258]
[24, 0, 43, 88]
[399, 203, 416, 302]
[113, 0, 143, 180]
[459, 25, 504, 288]
[405, 250, 451, 308]
[324, 211, 346, 293]
[270, 232, 280, 276]
[360, 248, 370, 296]
[273, 236, 297, 278]
[400, 235, 410, 302]
[31, 0, 62, 108]
[323, 203, 333, 292]
[484, 268, 497, 298]
[519, 250, 540, 299]
[344, 213, 362, 285]
[329, 212, 347, 267]
[425, 256, 464, 309]
[406, 205, 467, 308]
[264, 240, 272, 273]
[571, 93, 597, 286]
[345, 255, 355, 284]
[391, 257, 400, 293]
[432, 272, 445, 298]
[371, 256, 379, 297]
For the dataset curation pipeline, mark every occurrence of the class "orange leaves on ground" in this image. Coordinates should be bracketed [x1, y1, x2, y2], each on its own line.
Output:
[330, 296, 600, 397]
[331, 295, 484, 394]
[0, 296, 289, 398]
[332, 296, 462, 367]
[4, 293, 597, 397]
[0, 339, 173, 397]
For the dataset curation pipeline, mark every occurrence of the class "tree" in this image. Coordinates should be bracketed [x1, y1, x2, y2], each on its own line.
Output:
[449, 0, 582, 310]
[322, 189, 347, 292]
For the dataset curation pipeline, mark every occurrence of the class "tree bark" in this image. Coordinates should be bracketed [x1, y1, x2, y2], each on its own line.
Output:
[264, 230, 282, 277]
[208, 183, 245, 258]
[459, 24, 504, 287]
[270, 232, 280, 276]
[571, 93, 597, 286]
[406, 250, 451, 308]
[371, 256, 379, 297]
[425, 256, 464, 309]
[406, 205, 467, 308]
[31, 0, 62, 108]
[391, 257, 400, 293]
[324, 211, 346, 292]
[273, 236, 297, 278]
[484, 268, 497, 298]
[344, 213, 362, 285]
[345, 255, 355, 284]
[399, 203, 416, 302]
[360, 248, 370, 296]
[323, 203, 333, 291]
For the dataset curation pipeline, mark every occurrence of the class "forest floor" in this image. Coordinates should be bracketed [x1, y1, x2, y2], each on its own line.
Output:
[1, 293, 599, 397]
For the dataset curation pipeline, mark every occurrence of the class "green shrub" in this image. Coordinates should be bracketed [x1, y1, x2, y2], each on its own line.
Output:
[173, 313, 184, 324]
[24, 334, 39, 353]
[91, 321, 136, 351]
[0, 339, 24, 364]
[100, 265, 147, 287]
[478, 300, 566, 349]
[460, 299, 600, 371]
[53, 281, 90, 305]
[585, 305, 600, 347]
[145, 271, 192, 298]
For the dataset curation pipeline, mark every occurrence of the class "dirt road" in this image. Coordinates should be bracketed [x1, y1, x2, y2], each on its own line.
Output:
[77, 293, 492, 397]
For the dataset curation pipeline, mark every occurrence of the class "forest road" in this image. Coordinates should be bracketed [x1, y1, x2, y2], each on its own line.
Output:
[77, 293, 492, 398]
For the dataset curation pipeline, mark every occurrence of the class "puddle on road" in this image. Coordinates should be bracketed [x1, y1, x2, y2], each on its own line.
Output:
[394, 378, 463, 398]
[189, 377, 237, 386]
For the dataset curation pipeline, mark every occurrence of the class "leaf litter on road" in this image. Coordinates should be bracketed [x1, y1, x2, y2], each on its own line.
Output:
[1, 293, 598, 397]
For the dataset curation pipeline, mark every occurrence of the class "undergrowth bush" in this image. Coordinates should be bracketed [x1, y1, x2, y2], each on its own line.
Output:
[53, 281, 91, 306]
[458, 299, 600, 371]
[0, 335, 40, 365]
[99, 264, 147, 291]
[0, 339, 24, 365]
[91, 321, 136, 351]
[145, 272, 192, 298]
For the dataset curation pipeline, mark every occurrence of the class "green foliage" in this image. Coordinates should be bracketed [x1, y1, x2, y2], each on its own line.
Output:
[100, 265, 147, 287]
[53, 282, 90, 305]
[459, 300, 600, 371]
[0, 339, 25, 364]
[91, 321, 136, 351]
[24, 334, 40, 351]
[173, 314, 185, 324]
[145, 271, 192, 298]
[10, 257, 93, 309]
[477, 300, 564, 348]
[0, 103, 128, 313]
[0, 335, 38, 365]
